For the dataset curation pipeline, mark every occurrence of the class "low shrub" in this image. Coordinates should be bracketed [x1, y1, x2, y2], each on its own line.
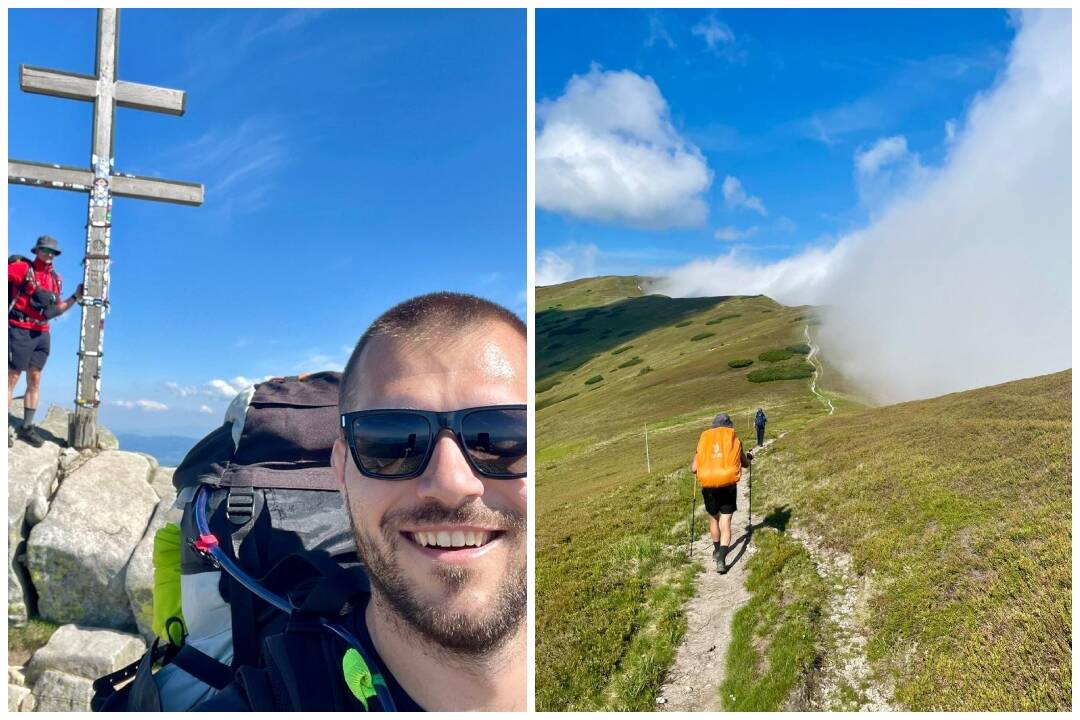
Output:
[611, 345, 634, 355]
[536, 392, 579, 411]
[618, 356, 644, 368]
[747, 363, 815, 383]
[675, 320, 693, 328]
[759, 348, 794, 362]
[637, 366, 654, 376]
[785, 343, 811, 355]
[536, 377, 562, 394]
[690, 332, 715, 341]
[728, 358, 754, 369]
[706, 314, 740, 325]
[584, 374, 604, 385]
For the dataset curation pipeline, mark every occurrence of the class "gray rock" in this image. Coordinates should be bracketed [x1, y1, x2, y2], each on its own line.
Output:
[135, 452, 160, 473]
[27, 452, 157, 629]
[96, 425, 119, 451]
[8, 401, 70, 447]
[125, 497, 182, 639]
[9, 666, 25, 686]
[31, 669, 93, 712]
[150, 466, 177, 501]
[25, 624, 145, 687]
[8, 683, 33, 712]
[8, 439, 61, 624]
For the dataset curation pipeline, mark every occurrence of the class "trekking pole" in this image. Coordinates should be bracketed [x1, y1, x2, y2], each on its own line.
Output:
[747, 461, 753, 535]
[687, 474, 697, 560]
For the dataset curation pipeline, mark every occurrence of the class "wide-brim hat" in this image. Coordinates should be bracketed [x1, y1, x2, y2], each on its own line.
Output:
[33, 235, 61, 256]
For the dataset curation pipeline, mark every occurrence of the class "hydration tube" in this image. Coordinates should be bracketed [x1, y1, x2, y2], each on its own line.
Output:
[191, 485, 397, 711]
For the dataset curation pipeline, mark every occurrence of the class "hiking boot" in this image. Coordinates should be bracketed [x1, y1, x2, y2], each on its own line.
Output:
[712, 545, 721, 561]
[716, 555, 727, 574]
[17, 426, 45, 448]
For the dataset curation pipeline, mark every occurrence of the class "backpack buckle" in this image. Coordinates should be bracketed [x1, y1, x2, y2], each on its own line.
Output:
[226, 487, 255, 525]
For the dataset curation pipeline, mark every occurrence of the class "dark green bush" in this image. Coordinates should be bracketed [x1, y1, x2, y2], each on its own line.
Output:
[747, 363, 815, 383]
[690, 333, 716, 341]
[637, 366, 654, 376]
[536, 377, 562, 394]
[728, 358, 754, 368]
[611, 345, 633, 355]
[759, 348, 794, 362]
[785, 344, 811, 355]
[675, 320, 693, 328]
[536, 392, 578, 411]
[706, 314, 740, 325]
[618, 356, 643, 369]
[584, 375, 604, 385]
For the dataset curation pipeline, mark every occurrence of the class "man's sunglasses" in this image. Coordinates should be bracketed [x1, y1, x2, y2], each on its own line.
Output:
[341, 405, 526, 480]
[38, 249, 58, 256]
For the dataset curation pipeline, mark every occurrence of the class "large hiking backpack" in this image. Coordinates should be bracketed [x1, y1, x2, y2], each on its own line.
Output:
[694, 426, 743, 488]
[8, 254, 61, 320]
[92, 372, 368, 711]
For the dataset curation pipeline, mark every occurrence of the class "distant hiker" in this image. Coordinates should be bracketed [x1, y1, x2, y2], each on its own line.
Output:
[755, 407, 767, 447]
[196, 292, 527, 711]
[7, 236, 82, 447]
[691, 412, 751, 574]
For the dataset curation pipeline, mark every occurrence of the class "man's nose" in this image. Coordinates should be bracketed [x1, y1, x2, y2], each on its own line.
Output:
[416, 431, 486, 505]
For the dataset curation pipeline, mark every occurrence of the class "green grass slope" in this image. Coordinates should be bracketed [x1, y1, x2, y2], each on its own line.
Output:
[536, 277, 845, 711]
[753, 369, 1071, 711]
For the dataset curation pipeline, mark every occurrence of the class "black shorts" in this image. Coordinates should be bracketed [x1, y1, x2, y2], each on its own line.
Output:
[8, 326, 51, 372]
[702, 484, 737, 516]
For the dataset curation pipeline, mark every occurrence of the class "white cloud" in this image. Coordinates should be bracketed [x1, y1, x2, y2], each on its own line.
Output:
[165, 381, 197, 398]
[944, 119, 958, 143]
[536, 66, 713, 229]
[536, 244, 599, 287]
[645, 12, 675, 49]
[853, 135, 928, 207]
[658, 9, 1071, 404]
[714, 225, 759, 242]
[204, 376, 263, 400]
[692, 16, 743, 61]
[721, 176, 767, 215]
[112, 399, 169, 412]
[199, 405, 215, 415]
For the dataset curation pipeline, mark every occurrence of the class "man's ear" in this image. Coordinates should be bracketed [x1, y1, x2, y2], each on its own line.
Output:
[331, 437, 348, 492]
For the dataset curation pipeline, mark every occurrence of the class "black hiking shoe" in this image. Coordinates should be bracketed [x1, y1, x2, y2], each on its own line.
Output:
[17, 426, 45, 448]
[716, 555, 727, 574]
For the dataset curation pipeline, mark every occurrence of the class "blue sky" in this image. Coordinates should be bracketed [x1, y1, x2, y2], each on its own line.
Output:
[536, 9, 1016, 281]
[9, 8, 525, 437]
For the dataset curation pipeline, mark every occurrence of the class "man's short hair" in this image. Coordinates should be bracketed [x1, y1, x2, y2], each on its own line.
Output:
[339, 291, 525, 412]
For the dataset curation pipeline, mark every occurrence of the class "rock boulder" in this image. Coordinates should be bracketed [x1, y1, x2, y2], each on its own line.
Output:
[8, 439, 61, 625]
[27, 451, 157, 629]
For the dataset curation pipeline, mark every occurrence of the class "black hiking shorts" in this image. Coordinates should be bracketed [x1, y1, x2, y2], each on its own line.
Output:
[8, 326, 50, 372]
[702, 484, 737, 516]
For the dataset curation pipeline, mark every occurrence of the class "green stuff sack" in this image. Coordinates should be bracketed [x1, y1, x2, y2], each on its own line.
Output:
[152, 522, 186, 646]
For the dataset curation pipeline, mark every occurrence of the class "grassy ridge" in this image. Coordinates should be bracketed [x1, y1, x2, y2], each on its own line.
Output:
[753, 369, 1072, 710]
[536, 279, 832, 710]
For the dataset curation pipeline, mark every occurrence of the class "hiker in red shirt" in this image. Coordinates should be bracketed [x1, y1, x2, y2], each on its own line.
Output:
[8, 235, 82, 447]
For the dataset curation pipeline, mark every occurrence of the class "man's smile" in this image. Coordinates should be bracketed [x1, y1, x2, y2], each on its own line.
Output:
[399, 526, 507, 563]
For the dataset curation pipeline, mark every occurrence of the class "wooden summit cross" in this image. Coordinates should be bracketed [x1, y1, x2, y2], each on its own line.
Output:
[8, 9, 204, 449]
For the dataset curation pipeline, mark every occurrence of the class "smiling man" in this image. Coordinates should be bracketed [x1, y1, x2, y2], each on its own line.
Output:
[332, 291, 527, 711]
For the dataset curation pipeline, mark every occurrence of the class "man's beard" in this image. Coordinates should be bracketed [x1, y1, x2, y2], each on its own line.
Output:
[353, 499, 526, 656]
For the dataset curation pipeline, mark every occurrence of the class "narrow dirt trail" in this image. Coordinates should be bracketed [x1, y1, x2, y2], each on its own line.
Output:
[657, 435, 781, 711]
[804, 324, 835, 415]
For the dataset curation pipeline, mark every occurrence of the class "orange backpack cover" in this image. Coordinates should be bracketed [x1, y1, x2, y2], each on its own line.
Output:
[694, 426, 742, 488]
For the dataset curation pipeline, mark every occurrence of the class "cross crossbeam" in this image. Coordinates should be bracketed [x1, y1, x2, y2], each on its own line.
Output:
[7, 9, 203, 448]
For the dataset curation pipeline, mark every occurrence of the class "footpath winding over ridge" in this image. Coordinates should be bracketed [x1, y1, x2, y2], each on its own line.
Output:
[657, 435, 780, 711]
[805, 324, 835, 415]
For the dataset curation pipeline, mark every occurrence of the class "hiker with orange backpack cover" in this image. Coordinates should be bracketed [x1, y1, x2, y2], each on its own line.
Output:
[691, 412, 751, 574]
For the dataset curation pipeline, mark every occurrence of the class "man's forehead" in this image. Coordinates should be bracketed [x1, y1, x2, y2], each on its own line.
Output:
[351, 323, 525, 408]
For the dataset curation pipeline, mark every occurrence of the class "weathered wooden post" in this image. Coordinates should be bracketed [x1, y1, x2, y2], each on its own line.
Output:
[8, 9, 204, 448]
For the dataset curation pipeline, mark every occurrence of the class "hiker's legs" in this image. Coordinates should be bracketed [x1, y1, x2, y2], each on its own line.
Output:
[719, 512, 733, 547]
[757, 426, 764, 446]
[24, 368, 42, 418]
[8, 369, 20, 406]
[708, 513, 721, 542]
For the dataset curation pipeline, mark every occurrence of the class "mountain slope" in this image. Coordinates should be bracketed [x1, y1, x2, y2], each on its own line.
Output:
[535, 277, 848, 710]
[752, 368, 1071, 711]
